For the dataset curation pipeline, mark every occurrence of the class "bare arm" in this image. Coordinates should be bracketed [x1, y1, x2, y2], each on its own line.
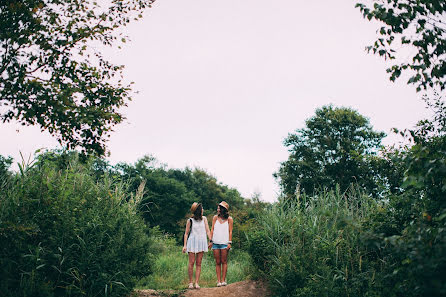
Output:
[182, 219, 191, 253]
[228, 217, 233, 250]
[209, 215, 217, 249]
[204, 216, 211, 240]
[210, 215, 217, 240]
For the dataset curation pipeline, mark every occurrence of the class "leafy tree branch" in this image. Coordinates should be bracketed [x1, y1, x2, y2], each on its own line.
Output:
[356, 0, 446, 91]
[0, 0, 155, 155]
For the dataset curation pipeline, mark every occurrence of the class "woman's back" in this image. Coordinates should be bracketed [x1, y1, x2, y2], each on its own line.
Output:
[190, 217, 206, 238]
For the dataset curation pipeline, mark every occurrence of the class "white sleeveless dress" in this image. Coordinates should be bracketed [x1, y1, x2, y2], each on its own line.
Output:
[186, 218, 208, 253]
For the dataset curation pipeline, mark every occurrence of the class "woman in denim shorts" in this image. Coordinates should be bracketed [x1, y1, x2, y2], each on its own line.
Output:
[209, 201, 233, 287]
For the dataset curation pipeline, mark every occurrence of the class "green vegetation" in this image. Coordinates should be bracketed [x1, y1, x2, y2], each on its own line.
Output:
[0, 151, 260, 296]
[0, 0, 154, 155]
[114, 156, 246, 240]
[0, 154, 153, 297]
[356, 0, 446, 92]
[246, 95, 446, 296]
[137, 229, 254, 290]
[275, 105, 386, 197]
[247, 188, 378, 297]
[1, 1, 445, 297]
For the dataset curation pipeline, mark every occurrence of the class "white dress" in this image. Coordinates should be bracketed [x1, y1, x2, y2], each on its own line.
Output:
[186, 217, 208, 253]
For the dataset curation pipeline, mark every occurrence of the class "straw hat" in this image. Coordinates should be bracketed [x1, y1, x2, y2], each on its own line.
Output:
[190, 202, 200, 213]
[219, 201, 229, 210]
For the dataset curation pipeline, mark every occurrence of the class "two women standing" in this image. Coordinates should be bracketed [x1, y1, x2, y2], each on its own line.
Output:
[182, 201, 233, 289]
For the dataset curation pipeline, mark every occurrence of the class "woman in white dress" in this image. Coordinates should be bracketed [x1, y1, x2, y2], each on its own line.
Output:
[209, 201, 233, 287]
[182, 202, 211, 289]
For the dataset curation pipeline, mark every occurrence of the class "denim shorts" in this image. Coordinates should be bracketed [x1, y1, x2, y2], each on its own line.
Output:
[212, 243, 228, 250]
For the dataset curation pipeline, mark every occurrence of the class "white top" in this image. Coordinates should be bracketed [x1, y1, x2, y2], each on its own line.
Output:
[187, 217, 208, 253]
[213, 219, 229, 244]
[190, 218, 207, 239]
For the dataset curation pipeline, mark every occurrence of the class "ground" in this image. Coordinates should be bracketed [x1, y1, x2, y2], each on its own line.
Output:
[134, 280, 269, 297]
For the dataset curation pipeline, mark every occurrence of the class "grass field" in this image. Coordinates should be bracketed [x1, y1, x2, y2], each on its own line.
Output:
[137, 231, 254, 290]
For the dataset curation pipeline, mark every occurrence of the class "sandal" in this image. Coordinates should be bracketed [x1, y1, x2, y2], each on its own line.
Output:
[217, 282, 222, 287]
[195, 283, 200, 289]
[221, 281, 227, 286]
[188, 283, 194, 289]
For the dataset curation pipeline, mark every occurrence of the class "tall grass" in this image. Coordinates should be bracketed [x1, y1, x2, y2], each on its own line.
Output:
[0, 156, 153, 297]
[247, 187, 379, 297]
[137, 229, 254, 290]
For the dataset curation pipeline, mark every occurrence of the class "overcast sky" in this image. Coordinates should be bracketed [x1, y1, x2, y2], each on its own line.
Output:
[1, 0, 431, 202]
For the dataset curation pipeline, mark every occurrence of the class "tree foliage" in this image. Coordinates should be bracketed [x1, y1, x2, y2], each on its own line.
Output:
[0, 0, 154, 155]
[356, 0, 446, 91]
[112, 155, 245, 238]
[276, 105, 385, 197]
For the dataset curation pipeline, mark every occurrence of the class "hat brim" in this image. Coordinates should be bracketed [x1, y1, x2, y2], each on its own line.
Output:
[219, 202, 229, 210]
[191, 202, 199, 213]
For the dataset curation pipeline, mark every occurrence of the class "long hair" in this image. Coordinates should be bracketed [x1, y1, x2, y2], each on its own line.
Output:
[219, 205, 229, 219]
[192, 203, 203, 221]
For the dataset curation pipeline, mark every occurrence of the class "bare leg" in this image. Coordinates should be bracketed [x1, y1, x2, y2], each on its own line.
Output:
[221, 248, 229, 283]
[188, 252, 195, 284]
[195, 252, 204, 285]
[213, 249, 222, 283]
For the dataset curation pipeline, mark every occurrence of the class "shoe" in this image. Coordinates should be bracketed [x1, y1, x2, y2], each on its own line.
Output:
[217, 282, 222, 287]
[221, 281, 227, 286]
[195, 283, 200, 289]
[188, 283, 194, 289]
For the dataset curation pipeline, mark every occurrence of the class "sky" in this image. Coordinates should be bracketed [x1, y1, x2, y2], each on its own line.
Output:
[0, 0, 432, 202]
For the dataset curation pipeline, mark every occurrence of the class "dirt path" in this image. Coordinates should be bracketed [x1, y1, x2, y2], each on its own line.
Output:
[135, 280, 269, 297]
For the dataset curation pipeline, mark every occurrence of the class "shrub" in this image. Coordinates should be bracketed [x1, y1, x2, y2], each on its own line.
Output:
[0, 155, 153, 297]
[247, 187, 379, 297]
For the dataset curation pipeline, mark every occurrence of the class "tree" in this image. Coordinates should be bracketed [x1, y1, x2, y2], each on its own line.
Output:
[166, 167, 245, 212]
[356, 0, 446, 91]
[275, 105, 385, 197]
[0, 0, 154, 155]
[399, 92, 446, 215]
[114, 156, 195, 237]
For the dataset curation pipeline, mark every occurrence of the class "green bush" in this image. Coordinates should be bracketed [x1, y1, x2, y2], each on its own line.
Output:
[361, 191, 446, 297]
[247, 188, 379, 297]
[0, 155, 153, 297]
[359, 97, 446, 297]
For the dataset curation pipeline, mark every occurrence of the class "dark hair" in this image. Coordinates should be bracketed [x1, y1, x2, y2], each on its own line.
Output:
[219, 205, 229, 219]
[193, 204, 203, 221]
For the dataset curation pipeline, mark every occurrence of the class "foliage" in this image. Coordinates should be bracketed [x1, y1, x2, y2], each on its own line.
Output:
[0, 0, 154, 155]
[0, 154, 153, 297]
[113, 157, 195, 239]
[361, 192, 446, 297]
[0, 155, 12, 184]
[360, 93, 446, 297]
[10, 152, 247, 241]
[136, 228, 254, 291]
[115, 156, 245, 239]
[246, 188, 379, 297]
[231, 193, 270, 250]
[367, 146, 406, 196]
[356, 0, 446, 91]
[165, 167, 245, 212]
[353, 1, 446, 292]
[275, 105, 385, 197]
[401, 93, 446, 210]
